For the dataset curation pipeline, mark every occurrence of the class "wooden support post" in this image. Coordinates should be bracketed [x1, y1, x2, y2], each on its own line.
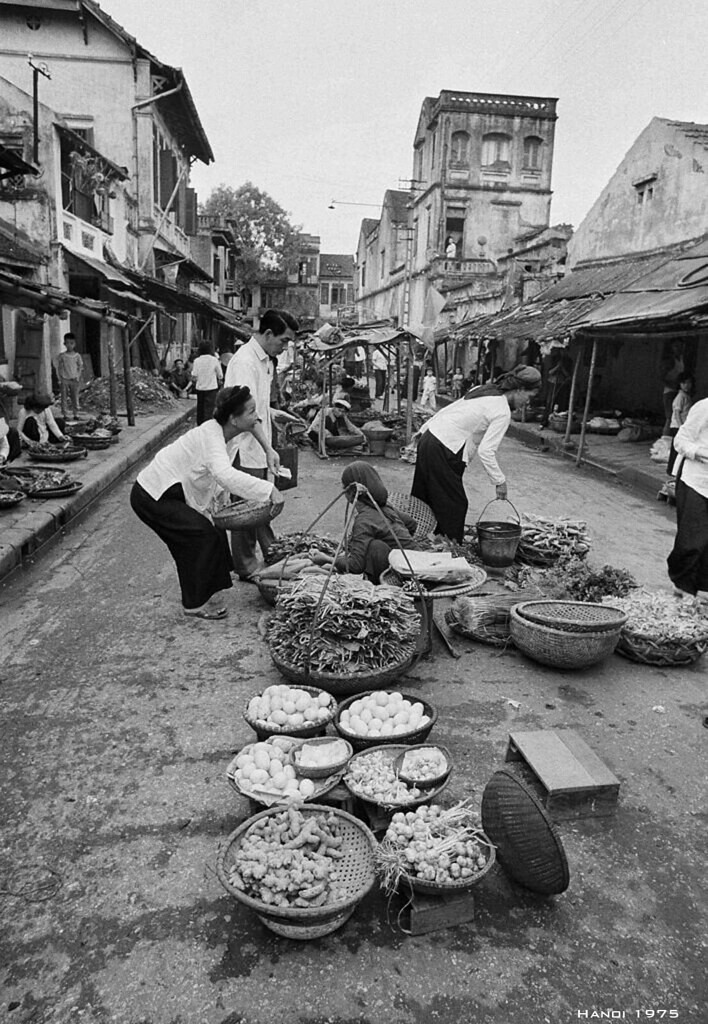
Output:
[576, 337, 597, 467]
[405, 335, 415, 443]
[107, 325, 118, 418]
[563, 345, 581, 446]
[122, 325, 135, 426]
[396, 343, 401, 417]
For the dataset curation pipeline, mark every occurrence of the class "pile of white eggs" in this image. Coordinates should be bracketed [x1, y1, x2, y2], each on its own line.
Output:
[232, 738, 317, 800]
[338, 691, 431, 739]
[247, 684, 334, 731]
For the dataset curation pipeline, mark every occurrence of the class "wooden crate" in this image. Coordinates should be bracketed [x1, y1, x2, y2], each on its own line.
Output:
[505, 729, 620, 821]
[403, 888, 476, 935]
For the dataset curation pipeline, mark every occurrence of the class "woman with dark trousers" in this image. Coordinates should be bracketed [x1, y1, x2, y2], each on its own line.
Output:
[667, 397, 708, 599]
[190, 340, 223, 425]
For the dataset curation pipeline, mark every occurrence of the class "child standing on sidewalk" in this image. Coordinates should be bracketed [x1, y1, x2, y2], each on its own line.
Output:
[56, 333, 83, 420]
[420, 368, 438, 413]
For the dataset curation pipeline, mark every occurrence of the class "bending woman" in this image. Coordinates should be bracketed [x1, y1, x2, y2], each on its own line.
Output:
[411, 365, 541, 542]
[131, 386, 284, 619]
[335, 462, 419, 583]
[667, 397, 708, 598]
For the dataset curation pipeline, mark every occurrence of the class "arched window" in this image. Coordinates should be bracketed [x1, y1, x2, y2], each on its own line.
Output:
[481, 133, 511, 168]
[450, 131, 470, 165]
[523, 136, 543, 170]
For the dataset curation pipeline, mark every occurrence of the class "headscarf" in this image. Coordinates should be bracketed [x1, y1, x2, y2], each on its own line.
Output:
[341, 461, 388, 507]
[464, 364, 541, 400]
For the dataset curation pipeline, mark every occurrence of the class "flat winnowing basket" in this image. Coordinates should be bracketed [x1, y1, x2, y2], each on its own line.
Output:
[387, 492, 436, 539]
[216, 804, 377, 939]
[515, 600, 627, 634]
[615, 629, 708, 667]
[213, 500, 283, 531]
[509, 605, 621, 669]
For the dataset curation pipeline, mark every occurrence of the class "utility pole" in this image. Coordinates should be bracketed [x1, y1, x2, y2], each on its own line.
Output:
[28, 55, 51, 164]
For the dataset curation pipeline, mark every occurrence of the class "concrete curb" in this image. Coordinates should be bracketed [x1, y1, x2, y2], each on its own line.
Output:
[0, 405, 195, 582]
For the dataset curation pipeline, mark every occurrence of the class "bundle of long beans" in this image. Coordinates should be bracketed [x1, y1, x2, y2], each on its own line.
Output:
[267, 574, 420, 674]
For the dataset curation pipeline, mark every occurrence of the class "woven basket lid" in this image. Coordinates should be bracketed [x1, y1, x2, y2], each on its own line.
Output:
[481, 766, 570, 895]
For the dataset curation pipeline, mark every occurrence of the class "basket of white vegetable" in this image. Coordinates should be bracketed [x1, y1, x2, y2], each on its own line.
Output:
[394, 745, 452, 789]
[343, 745, 450, 810]
[376, 802, 496, 897]
[333, 690, 437, 752]
[216, 804, 378, 939]
[243, 683, 337, 741]
[290, 736, 354, 780]
[606, 590, 708, 666]
[226, 737, 345, 807]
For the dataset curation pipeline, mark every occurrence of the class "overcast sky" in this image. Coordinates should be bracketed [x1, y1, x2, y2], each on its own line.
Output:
[106, 0, 707, 255]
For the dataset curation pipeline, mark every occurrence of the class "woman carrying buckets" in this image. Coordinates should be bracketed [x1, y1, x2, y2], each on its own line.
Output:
[410, 365, 542, 542]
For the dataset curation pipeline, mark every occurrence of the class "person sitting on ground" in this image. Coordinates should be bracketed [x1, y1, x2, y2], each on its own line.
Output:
[0, 413, 21, 465]
[17, 393, 67, 446]
[307, 398, 365, 449]
[333, 375, 356, 404]
[168, 359, 193, 399]
[334, 462, 420, 583]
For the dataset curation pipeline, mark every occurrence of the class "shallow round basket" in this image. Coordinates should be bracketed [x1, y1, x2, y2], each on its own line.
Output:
[216, 804, 378, 939]
[326, 435, 364, 450]
[226, 745, 344, 807]
[343, 744, 450, 811]
[333, 691, 438, 752]
[509, 605, 621, 669]
[269, 643, 418, 697]
[289, 736, 354, 779]
[514, 600, 627, 634]
[387, 493, 437, 539]
[615, 629, 708, 667]
[28, 447, 87, 462]
[393, 743, 452, 789]
[404, 837, 495, 896]
[0, 490, 25, 508]
[70, 434, 111, 450]
[243, 684, 337, 741]
[213, 500, 283, 531]
[27, 481, 83, 499]
[380, 565, 487, 600]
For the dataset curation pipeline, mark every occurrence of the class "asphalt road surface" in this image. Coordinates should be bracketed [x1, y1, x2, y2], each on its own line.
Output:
[1, 438, 706, 1024]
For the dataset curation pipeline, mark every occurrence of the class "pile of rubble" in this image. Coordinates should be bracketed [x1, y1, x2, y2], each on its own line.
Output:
[81, 368, 177, 414]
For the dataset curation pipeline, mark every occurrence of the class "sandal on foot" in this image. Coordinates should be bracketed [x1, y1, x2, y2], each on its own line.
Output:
[184, 606, 227, 620]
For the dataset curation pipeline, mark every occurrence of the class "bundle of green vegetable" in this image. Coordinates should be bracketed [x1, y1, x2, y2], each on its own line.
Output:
[376, 802, 494, 893]
[559, 559, 637, 603]
[267, 575, 420, 674]
[227, 806, 348, 909]
[265, 532, 339, 566]
[602, 590, 708, 640]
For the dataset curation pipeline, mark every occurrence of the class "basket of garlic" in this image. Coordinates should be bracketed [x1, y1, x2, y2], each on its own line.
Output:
[394, 744, 452, 789]
[343, 745, 450, 811]
[244, 683, 337, 741]
[226, 736, 345, 807]
[333, 690, 437, 752]
[376, 802, 496, 897]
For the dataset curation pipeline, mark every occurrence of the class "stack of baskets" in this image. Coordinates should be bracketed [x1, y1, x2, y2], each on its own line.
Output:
[509, 600, 627, 669]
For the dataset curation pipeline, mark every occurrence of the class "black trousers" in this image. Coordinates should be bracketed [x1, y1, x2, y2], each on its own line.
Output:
[411, 431, 467, 542]
[130, 480, 233, 609]
[196, 389, 218, 425]
[23, 416, 66, 442]
[667, 479, 708, 595]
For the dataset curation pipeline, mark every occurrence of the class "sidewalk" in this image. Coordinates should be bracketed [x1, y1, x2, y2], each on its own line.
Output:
[506, 417, 669, 497]
[0, 403, 194, 582]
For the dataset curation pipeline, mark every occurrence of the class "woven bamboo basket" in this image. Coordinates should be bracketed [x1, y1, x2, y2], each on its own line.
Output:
[387, 492, 436, 538]
[0, 490, 25, 508]
[216, 804, 378, 939]
[394, 744, 452, 789]
[380, 565, 487, 598]
[213, 500, 283, 531]
[69, 434, 111, 450]
[615, 629, 708, 667]
[28, 447, 87, 462]
[243, 683, 337, 741]
[509, 604, 621, 669]
[515, 600, 627, 634]
[225, 744, 344, 806]
[333, 691, 438, 752]
[289, 736, 354, 779]
[270, 644, 418, 697]
[343, 744, 451, 812]
[404, 837, 495, 896]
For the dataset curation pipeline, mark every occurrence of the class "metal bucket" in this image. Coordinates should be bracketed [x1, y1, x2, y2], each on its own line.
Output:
[476, 499, 522, 568]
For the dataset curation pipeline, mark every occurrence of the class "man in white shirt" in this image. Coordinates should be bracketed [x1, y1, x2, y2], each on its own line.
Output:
[372, 347, 388, 398]
[224, 309, 299, 578]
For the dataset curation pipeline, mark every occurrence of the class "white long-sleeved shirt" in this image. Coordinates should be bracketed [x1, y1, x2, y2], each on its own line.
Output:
[136, 420, 272, 515]
[190, 354, 223, 392]
[420, 392, 511, 485]
[674, 397, 708, 499]
[223, 336, 273, 469]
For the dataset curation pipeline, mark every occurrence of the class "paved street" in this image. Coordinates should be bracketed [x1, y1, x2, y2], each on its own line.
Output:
[1, 438, 706, 1024]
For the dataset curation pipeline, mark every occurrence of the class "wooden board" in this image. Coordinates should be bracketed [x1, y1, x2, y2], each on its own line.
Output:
[505, 729, 620, 821]
[406, 888, 476, 935]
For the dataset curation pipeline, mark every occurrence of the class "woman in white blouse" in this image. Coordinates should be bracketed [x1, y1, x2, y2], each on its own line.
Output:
[667, 396, 708, 598]
[190, 339, 223, 425]
[411, 365, 541, 542]
[17, 393, 67, 445]
[131, 386, 284, 620]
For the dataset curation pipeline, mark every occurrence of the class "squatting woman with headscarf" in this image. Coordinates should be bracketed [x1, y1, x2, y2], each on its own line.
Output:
[411, 364, 541, 542]
[130, 386, 284, 620]
[335, 462, 420, 583]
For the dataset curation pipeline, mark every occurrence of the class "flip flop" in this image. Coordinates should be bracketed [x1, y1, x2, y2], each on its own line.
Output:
[184, 606, 227, 620]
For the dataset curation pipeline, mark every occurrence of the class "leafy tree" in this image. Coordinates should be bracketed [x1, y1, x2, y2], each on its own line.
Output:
[201, 183, 302, 294]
